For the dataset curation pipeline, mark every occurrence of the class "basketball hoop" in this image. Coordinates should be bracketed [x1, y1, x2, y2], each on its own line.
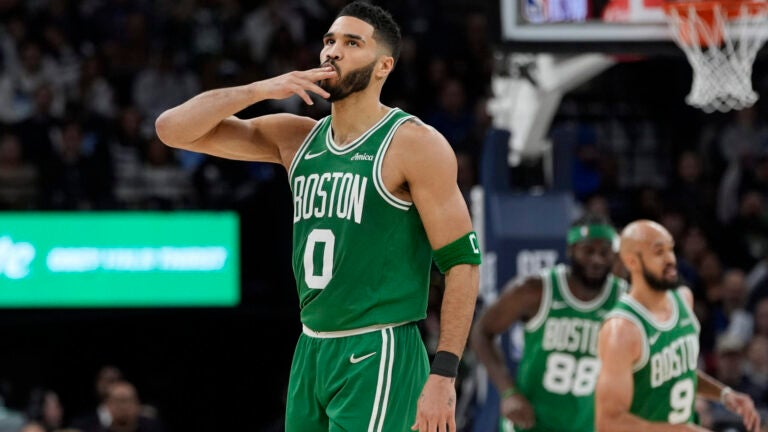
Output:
[663, 0, 768, 113]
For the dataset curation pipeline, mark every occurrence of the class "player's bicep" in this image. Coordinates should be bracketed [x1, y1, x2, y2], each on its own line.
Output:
[595, 318, 641, 430]
[402, 127, 473, 248]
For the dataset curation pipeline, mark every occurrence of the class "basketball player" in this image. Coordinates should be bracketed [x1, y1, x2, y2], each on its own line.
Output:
[471, 213, 627, 431]
[154, 2, 481, 431]
[595, 219, 761, 431]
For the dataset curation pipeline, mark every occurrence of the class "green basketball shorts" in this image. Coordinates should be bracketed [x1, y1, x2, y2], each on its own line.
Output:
[285, 322, 429, 432]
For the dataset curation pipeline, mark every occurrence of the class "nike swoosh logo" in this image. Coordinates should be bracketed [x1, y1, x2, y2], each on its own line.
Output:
[649, 332, 661, 345]
[349, 352, 377, 364]
[304, 150, 326, 160]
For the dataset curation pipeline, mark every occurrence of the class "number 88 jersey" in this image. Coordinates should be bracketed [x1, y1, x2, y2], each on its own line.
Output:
[514, 264, 627, 432]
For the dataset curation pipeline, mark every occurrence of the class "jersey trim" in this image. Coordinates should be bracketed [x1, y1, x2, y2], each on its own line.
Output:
[372, 115, 414, 211]
[525, 268, 553, 332]
[288, 116, 328, 180]
[620, 292, 679, 331]
[556, 264, 613, 312]
[604, 310, 650, 372]
[676, 288, 701, 333]
[327, 108, 401, 155]
[368, 327, 395, 432]
[302, 321, 409, 338]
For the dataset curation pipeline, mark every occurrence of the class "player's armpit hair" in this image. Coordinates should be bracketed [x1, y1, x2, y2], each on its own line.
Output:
[433, 231, 482, 274]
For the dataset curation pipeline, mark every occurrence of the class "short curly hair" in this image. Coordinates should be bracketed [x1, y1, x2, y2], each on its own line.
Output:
[337, 1, 402, 64]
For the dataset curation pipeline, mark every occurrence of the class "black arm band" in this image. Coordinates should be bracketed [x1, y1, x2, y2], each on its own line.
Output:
[430, 351, 460, 378]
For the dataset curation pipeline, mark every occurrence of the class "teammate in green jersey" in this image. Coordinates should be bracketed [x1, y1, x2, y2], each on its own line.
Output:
[596, 219, 760, 432]
[154, 2, 481, 431]
[471, 213, 626, 431]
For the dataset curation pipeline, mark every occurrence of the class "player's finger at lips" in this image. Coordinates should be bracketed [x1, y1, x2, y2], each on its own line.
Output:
[311, 68, 337, 78]
[309, 66, 335, 73]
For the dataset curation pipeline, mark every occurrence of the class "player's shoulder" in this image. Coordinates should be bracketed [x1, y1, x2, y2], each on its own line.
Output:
[601, 308, 644, 339]
[499, 272, 545, 302]
[676, 285, 695, 307]
[388, 114, 456, 179]
[392, 115, 452, 152]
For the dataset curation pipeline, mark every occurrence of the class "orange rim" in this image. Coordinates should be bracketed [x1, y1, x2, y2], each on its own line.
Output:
[662, 0, 768, 45]
[663, 0, 768, 18]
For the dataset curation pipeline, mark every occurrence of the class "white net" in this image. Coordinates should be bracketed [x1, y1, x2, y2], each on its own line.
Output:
[665, 1, 768, 113]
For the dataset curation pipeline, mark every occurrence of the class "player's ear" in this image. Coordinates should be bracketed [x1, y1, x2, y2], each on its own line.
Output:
[376, 55, 394, 79]
[621, 252, 639, 273]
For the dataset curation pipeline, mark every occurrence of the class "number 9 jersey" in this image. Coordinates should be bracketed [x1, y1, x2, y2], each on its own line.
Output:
[288, 108, 432, 333]
[604, 288, 701, 424]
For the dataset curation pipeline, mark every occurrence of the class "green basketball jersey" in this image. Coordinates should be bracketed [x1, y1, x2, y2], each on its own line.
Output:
[605, 289, 700, 424]
[513, 264, 627, 432]
[288, 108, 432, 332]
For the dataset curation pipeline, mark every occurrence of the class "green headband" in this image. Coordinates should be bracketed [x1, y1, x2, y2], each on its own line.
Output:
[567, 224, 618, 246]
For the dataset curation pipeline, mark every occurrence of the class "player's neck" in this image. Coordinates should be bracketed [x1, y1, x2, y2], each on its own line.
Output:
[630, 283, 671, 312]
[330, 93, 388, 147]
[566, 275, 603, 301]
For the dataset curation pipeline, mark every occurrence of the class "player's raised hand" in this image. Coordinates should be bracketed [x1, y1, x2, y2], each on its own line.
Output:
[255, 66, 336, 105]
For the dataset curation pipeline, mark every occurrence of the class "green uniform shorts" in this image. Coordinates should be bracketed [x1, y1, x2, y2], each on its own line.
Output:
[285, 322, 429, 432]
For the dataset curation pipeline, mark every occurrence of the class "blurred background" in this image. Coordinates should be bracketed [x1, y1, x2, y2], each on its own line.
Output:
[0, 0, 766, 431]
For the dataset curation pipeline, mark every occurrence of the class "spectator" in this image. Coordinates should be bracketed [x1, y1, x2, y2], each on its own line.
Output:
[717, 106, 767, 165]
[665, 150, 718, 230]
[711, 269, 753, 345]
[709, 333, 765, 429]
[42, 119, 111, 209]
[73, 54, 117, 120]
[426, 78, 474, 149]
[15, 84, 59, 169]
[238, 0, 305, 64]
[743, 335, 768, 404]
[102, 381, 164, 432]
[132, 48, 200, 128]
[0, 132, 38, 209]
[70, 366, 124, 432]
[73, 378, 164, 432]
[0, 378, 25, 432]
[751, 297, 768, 338]
[722, 189, 768, 271]
[106, 106, 148, 209]
[25, 388, 64, 432]
[140, 136, 194, 209]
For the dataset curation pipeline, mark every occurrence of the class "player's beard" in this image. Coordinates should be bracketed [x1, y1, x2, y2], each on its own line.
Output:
[638, 256, 679, 292]
[570, 259, 609, 291]
[320, 59, 376, 102]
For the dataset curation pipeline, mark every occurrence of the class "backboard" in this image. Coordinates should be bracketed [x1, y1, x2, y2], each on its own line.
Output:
[491, 0, 768, 164]
[498, 0, 679, 53]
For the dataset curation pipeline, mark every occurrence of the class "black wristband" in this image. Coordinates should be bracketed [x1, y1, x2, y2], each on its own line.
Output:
[430, 351, 460, 378]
